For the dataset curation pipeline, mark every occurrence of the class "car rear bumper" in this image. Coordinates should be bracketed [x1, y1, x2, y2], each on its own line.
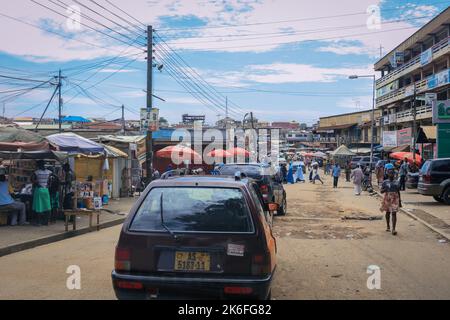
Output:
[111, 270, 274, 300]
[417, 183, 442, 196]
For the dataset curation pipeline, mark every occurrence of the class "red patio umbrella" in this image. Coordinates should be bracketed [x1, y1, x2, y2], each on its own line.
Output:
[228, 147, 251, 157]
[390, 152, 422, 164]
[156, 145, 202, 162]
[206, 149, 232, 158]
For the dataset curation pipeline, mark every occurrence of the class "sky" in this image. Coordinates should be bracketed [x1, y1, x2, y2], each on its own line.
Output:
[0, 0, 448, 125]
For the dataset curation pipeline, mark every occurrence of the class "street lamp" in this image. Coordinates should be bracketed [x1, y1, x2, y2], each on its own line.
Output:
[349, 74, 376, 169]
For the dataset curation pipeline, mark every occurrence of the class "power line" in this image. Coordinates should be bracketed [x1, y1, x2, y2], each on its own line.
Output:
[0, 10, 142, 54]
[172, 26, 420, 52]
[49, 0, 146, 46]
[154, 32, 247, 115]
[155, 50, 242, 117]
[70, 0, 145, 40]
[30, 0, 146, 50]
[89, 0, 146, 34]
[161, 14, 436, 45]
[156, 1, 450, 32]
[103, 0, 147, 29]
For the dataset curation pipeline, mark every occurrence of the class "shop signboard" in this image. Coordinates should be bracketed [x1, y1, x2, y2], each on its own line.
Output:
[427, 69, 449, 90]
[433, 99, 450, 124]
[148, 108, 160, 132]
[404, 85, 415, 97]
[140, 108, 160, 132]
[397, 127, 412, 146]
[437, 123, 450, 158]
[420, 48, 433, 66]
[382, 131, 397, 147]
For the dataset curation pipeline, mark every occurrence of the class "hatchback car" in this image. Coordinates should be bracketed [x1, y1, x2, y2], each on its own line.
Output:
[112, 176, 277, 300]
[418, 158, 450, 204]
[217, 163, 287, 216]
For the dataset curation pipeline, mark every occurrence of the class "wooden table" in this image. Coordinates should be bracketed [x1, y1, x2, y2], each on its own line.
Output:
[64, 209, 101, 232]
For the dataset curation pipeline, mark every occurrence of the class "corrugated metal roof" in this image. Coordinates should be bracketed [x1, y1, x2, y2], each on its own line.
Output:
[102, 144, 128, 158]
[98, 135, 146, 143]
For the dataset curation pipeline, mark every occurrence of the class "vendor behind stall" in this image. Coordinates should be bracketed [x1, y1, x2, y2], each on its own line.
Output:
[31, 160, 52, 226]
[0, 166, 27, 226]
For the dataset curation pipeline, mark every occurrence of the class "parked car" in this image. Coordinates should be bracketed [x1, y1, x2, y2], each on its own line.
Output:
[350, 156, 380, 170]
[418, 158, 450, 204]
[217, 163, 287, 216]
[406, 172, 420, 189]
[112, 176, 277, 300]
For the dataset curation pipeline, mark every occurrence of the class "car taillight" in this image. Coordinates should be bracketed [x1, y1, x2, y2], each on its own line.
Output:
[251, 254, 271, 276]
[260, 184, 269, 194]
[115, 247, 131, 272]
[224, 287, 253, 295]
[423, 170, 431, 183]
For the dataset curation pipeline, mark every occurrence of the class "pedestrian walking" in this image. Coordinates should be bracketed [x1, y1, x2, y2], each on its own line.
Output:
[351, 165, 364, 195]
[312, 165, 324, 185]
[345, 161, 351, 182]
[399, 158, 408, 191]
[325, 161, 331, 176]
[287, 162, 295, 184]
[296, 161, 305, 183]
[280, 163, 288, 183]
[332, 163, 341, 188]
[380, 163, 402, 236]
[375, 162, 385, 186]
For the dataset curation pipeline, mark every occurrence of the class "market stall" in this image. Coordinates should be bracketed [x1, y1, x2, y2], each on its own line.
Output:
[0, 150, 68, 225]
[46, 133, 126, 210]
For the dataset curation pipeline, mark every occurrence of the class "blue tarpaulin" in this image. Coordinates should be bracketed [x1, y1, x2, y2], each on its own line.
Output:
[61, 116, 91, 123]
[47, 133, 104, 154]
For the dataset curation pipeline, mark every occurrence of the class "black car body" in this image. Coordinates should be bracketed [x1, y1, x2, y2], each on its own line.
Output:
[418, 158, 450, 204]
[112, 176, 277, 300]
[218, 163, 287, 216]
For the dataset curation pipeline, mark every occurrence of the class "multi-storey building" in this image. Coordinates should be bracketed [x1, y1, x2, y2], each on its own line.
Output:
[317, 109, 382, 149]
[374, 6, 449, 156]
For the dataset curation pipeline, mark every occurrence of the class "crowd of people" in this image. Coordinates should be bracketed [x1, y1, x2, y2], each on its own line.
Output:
[279, 155, 422, 237]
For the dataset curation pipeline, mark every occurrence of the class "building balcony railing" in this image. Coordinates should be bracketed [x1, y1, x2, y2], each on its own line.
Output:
[376, 75, 434, 108]
[376, 36, 449, 89]
[381, 105, 432, 125]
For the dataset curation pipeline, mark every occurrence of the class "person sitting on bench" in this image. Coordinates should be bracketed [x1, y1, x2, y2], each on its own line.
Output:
[0, 167, 27, 226]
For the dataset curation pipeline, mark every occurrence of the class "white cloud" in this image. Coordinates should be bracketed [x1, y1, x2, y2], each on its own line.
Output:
[0, 0, 439, 61]
[98, 69, 138, 73]
[200, 63, 374, 85]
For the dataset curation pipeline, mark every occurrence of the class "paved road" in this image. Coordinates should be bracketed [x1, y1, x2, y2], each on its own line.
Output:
[0, 177, 449, 300]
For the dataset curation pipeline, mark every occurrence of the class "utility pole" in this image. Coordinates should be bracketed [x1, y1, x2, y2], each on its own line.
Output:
[2, 102, 5, 120]
[121, 104, 125, 135]
[58, 70, 63, 133]
[412, 82, 417, 162]
[145, 25, 153, 180]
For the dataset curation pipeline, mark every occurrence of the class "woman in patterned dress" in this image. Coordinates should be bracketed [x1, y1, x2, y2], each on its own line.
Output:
[380, 164, 402, 236]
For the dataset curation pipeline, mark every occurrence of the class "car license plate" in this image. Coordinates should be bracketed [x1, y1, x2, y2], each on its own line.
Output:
[174, 252, 211, 272]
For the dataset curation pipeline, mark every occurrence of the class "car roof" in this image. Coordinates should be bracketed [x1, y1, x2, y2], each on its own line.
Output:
[150, 175, 251, 188]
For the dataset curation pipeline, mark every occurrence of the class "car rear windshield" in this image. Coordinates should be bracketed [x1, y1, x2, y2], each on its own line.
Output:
[421, 161, 431, 174]
[129, 187, 254, 233]
[432, 160, 450, 172]
[219, 165, 263, 178]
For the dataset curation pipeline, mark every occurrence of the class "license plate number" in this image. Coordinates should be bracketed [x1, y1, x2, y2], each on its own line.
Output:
[174, 252, 211, 272]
